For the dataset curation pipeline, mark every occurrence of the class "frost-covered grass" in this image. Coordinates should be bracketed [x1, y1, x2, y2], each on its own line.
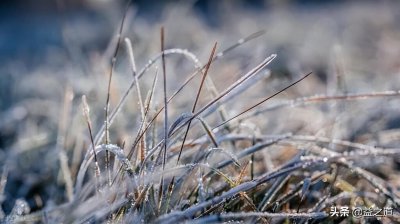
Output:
[1, 1, 400, 223]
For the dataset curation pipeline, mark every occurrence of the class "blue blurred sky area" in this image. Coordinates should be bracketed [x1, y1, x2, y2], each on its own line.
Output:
[0, 0, 107, 64]
[0, 0, 367, 64]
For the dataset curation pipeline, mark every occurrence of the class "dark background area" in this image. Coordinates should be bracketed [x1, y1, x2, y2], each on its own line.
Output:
[0, 0, 373, 63]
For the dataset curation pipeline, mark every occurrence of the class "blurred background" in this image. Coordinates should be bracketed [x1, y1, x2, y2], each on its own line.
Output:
[1, 0, 400, 216]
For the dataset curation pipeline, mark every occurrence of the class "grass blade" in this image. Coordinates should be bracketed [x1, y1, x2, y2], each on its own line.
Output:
[177, 42, 217, 164]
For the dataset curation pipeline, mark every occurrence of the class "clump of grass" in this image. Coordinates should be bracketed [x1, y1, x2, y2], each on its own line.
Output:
[2, 4, 400, 224]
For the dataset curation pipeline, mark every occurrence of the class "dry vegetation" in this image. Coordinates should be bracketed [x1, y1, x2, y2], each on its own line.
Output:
[1, 1, 400, 223]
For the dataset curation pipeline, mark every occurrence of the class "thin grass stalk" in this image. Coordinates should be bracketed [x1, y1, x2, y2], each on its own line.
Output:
[81, 96, 101, 194]
[202, 69, 271, 119]
[159, 27, 168, 210]
[57, 86, 74, 201]
[258, 175, 291, 211]
[192, 133, 388, 156]
[245, 90, 400, 120]
[213, 135, 291, 172]
[124, 38, 147, 162]
[123, 69, 158, 174]
[297, 177, 311, 212]
[103, 0, 132, 188]
[214, 72, 312, 130]
[177, 42, 217, 164]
